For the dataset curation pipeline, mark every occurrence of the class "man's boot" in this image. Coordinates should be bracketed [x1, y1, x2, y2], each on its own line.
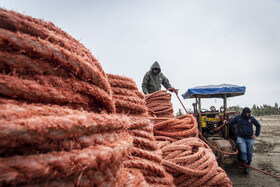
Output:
[239, 159, 246, 168]
[244, 162, 251, 174]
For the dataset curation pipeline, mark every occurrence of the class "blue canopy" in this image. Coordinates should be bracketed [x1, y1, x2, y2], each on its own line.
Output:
[182, 84, 246, 99]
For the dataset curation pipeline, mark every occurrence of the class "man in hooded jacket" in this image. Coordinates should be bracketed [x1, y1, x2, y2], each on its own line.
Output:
[216, 107, 261, 174]
[142, 61, 177, 94]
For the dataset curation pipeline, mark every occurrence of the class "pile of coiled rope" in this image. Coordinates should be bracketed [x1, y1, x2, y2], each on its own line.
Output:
[154, 114, 198, 140]
[145, 90, 175, 118]
[159, 137, 232, 186]
[0, 7, 232, 187]
[0, 7, 115, 113]
[0, 8, 135, 186]
[108, 74, 174, 186]
[0, 97, 133, 186]
[107, 74, 147, 116]
[146, 90, 232, 187]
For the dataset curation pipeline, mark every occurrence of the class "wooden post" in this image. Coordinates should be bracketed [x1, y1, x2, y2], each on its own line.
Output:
[197, 97, 202, 133]
[223, 95, 229, 139]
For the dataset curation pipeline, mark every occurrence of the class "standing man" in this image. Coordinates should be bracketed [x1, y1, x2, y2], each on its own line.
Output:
[216, 107, 261, 174]
[142, 61, 177, 94]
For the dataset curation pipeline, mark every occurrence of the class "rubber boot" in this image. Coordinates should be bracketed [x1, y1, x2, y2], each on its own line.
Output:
[244, 162, 250, 175]
[239, 158, 246, 169]
[240, 158, 246, 164]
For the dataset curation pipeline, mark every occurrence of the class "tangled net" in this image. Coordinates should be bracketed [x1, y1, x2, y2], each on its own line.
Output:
[145, 90, 175, 118]
[145, 90, 232, 187]
[0, 7, 115, 113]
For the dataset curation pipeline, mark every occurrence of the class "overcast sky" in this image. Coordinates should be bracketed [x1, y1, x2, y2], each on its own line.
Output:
[1, 0, 279, 113]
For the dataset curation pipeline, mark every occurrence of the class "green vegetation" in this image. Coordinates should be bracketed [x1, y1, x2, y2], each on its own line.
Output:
[227, 103, 280, 116]
[251, 103, 280, 116]
[175, 108, 184, 117]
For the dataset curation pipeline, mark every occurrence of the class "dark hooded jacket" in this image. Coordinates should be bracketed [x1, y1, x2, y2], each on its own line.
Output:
[142, 62, 172, 94]
[227, 107, 261, 139]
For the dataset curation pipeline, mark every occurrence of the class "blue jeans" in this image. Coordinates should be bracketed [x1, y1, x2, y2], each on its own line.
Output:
[237, 136, 254, 164]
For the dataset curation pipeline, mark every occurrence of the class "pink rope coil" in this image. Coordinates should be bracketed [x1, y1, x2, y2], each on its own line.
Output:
[127, 116, 150, 130]
[110, 75, 175, 186]
[0, 112, 130, 147]
[154, 114, 198, 138]
[0, 7, 99, 67]
[124, 156, 167, 177]
[160, 137, 232, 186]
[0, 8, 115, 113]
[145, 90, 232, 186]
[145, 90, 175, 118]
[0, 51, 70, 77]
[108, 73, 148, 116]
[0, 28, 111, 94]
[23, 75, 115, 112]
[117, 168, 149, 187]
[0, 139, 132, 185]
[0, 8, 156, 187]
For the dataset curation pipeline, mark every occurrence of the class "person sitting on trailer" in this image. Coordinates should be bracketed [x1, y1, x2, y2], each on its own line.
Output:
[215, 107, 261, 174]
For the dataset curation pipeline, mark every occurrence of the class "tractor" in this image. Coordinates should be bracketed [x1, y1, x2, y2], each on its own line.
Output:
[182, 84, 246, 165]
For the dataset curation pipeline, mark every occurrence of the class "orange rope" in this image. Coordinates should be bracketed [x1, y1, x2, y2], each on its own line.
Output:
[109, 75, 175, 186]
[161, 138, 232, 186]
[0, 8, 146, 186]
[174, 91, 280, 181]
[239, 162, 280, 179]
[174, 90, 189, 114]
[145, 90, 175, 118]
[145, 90, 232, 186]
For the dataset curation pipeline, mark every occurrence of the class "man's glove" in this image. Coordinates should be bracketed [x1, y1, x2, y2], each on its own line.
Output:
[169, 88, 178, 94]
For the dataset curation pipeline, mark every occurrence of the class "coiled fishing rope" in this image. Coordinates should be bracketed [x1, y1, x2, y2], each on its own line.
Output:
[145, 90, 232, 187]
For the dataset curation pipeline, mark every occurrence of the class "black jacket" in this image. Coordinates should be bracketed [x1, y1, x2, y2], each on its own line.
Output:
[227, 115, 261, 139]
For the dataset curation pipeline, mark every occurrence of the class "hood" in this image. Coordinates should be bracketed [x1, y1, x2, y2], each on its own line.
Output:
[241, 107, 251, 119]
[150, 61, 161, 73]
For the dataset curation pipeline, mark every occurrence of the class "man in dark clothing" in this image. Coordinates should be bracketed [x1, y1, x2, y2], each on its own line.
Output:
[216, 107, 261, 174]
[142, 61, 177, 94]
